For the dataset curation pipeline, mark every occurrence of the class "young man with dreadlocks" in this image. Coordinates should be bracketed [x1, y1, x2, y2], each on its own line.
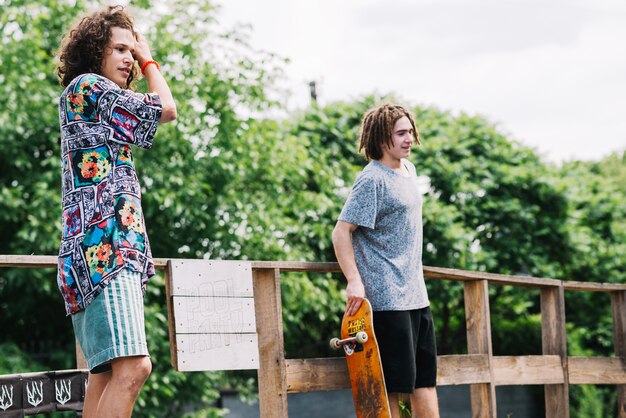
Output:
[56, 5, 176, 416]
[332, 103, 439, 417]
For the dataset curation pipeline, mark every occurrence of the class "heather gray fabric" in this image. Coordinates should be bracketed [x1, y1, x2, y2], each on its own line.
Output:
[338, 159, 429, 311]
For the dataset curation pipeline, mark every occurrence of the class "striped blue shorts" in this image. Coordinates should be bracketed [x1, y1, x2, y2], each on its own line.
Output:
[72, 269, 149, 373]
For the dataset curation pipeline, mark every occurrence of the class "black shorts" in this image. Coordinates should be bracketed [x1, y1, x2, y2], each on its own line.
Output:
[373, 307, 437, 393]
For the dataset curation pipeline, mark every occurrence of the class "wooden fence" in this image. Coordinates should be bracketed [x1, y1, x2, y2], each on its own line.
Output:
[1, 255, 625, 417]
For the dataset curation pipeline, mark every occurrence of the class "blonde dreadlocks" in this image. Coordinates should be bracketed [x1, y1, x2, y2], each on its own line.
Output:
[358, 103, 421, 160]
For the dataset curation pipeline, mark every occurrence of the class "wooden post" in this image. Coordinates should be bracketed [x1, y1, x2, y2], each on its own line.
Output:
[611, 290, 626, 418]
[164, 264, 179, 369]
[464, 280, 496, 418]
[541, 285, 569, 418]
[253, 268, 288, 417]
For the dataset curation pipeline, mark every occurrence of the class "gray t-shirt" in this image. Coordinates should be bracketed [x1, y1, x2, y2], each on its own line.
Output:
[338, 159, 429, 311]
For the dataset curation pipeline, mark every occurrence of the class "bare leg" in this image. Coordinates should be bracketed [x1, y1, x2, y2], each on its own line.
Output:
[83, 371, 111, 418]
[95, 356, 152, 418]
[410, 387, 439, 418]
[388, 393, 401, 418]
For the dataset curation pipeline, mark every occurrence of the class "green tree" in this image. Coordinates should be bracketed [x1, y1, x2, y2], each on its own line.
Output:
[557, 152, 625, 417]
[0, 0, 288, 415]
[1, 0, 623, 415]
[0, 0, 86, 371]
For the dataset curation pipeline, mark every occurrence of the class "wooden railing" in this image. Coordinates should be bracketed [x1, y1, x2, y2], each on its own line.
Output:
[1, 255, 625, 418]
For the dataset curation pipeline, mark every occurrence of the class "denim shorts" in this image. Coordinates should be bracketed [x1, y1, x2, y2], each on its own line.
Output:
[373, 307, 437, 392]
[72, 270, 149, 373]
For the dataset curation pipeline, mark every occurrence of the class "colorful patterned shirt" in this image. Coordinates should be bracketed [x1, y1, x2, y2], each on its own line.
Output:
[57, 73, 162, 315]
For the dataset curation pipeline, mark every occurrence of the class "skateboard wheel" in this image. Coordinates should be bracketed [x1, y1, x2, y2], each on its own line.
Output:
[329, 337, 341, 350]
[355, 331, 368, 344]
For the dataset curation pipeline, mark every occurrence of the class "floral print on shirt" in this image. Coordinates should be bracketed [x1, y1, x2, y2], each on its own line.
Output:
[57, 73, 162, 315]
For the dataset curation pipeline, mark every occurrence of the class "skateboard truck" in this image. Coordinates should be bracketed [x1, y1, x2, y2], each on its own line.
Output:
[329, 331, 368, 349]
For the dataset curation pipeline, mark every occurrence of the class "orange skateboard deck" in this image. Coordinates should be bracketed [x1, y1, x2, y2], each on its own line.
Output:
[330, 299, 391, 418]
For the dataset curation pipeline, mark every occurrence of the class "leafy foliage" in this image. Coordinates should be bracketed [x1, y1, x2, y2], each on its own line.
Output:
[0, 0, 624, 416]
[0, 0, 287, 415]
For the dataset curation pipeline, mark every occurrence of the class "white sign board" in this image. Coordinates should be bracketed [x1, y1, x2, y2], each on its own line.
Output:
[168, 260, 259, 371]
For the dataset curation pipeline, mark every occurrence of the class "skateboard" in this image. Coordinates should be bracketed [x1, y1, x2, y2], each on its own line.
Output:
[330, 298, 392, 418]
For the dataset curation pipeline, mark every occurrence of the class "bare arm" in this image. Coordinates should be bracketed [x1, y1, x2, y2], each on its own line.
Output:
[134, 33, 177, 124]
[332, 220, 365, 315]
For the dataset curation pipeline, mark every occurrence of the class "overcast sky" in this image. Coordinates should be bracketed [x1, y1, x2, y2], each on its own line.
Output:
[218, 0, 626, 163]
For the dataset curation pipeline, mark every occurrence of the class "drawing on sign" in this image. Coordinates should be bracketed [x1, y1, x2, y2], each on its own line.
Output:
[169, 260, 259, 371]
[55, 379, 71, 405]
[26, 380, 44, 407]
[185, 333, 252, 354]
[0, 384, 13, 410]
[183, 295, 247, 333]
[178, 278, 235, 297]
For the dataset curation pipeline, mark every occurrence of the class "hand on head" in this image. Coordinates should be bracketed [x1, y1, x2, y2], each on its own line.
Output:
[133, 32, 153, 67]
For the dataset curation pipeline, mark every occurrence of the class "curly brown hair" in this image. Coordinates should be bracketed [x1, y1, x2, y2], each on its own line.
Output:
[358, 103, 421, 160]
[56, 5, 138, 88]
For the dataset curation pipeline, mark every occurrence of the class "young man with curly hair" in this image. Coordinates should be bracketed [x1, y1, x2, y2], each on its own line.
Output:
[333, 103, 440, 417]
[55, 5, 176, 416]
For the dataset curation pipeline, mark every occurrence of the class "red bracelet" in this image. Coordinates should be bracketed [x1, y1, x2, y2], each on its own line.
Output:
[141, 60, 160, 75]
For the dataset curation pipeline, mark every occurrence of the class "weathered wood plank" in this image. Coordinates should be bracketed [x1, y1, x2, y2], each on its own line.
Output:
[426, 266, 561, 288]
[438, 355, 490, 386]
[0, 254, 56, 267]
[162, 259, 341, 272]
[286, 358, 350, 392]
[4, 254, 625, 290]
[0, 255, 171, 269]
[541, 286, 570, 418]
[612, 291, 626, 360]
[253, 268, 288, 417]
[172, 296, 256, 333]
[167, 260, 258, 371]
[568, 357, 626, 384]
[165, 263, 179, 369]
[611, 290, 626, 417]
[492, 356, 564, 385]
[564, 281, 626, 292]
[175, 333, 259, 371]
[168, 259, 253, 296]
[285, 354, 580, 393]
[464, 280, 496, 418]
[252, 261, 341, 272]
[285, 355, 493, 393]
